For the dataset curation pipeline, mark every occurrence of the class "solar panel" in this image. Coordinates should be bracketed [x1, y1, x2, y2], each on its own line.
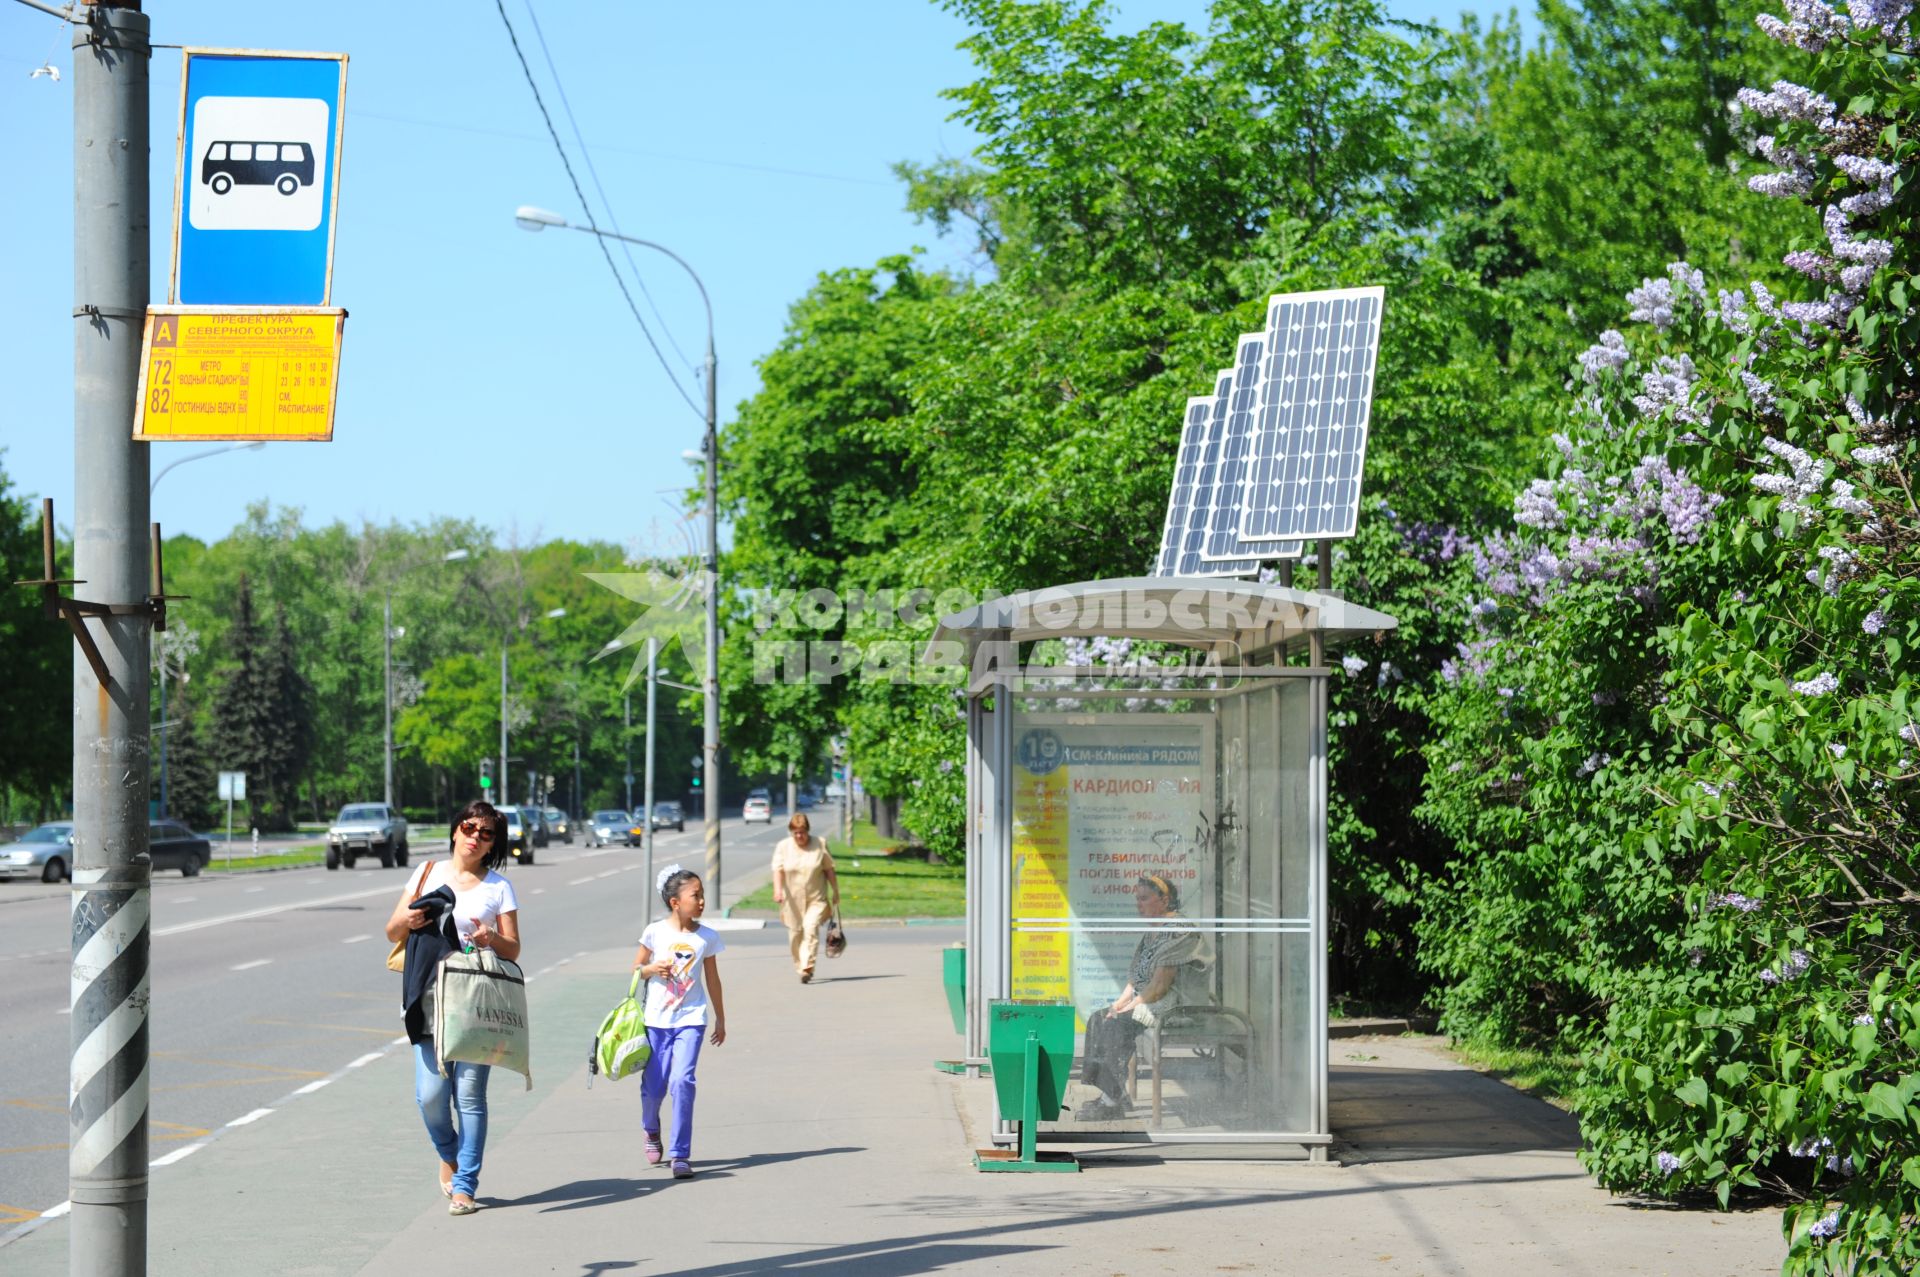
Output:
[1197, 332, 1304, 563]
[1167, 367, 1262, 577]
[1152, 393, 1216, 576]
[1238, 287, 1384, 542]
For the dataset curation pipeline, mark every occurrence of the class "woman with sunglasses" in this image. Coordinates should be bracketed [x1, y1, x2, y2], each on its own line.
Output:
[384, 799, 521, 1216]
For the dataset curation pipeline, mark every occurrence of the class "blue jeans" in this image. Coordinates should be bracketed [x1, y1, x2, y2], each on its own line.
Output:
[640, 1024, 704, 1160]
[414, 1040, 490, 1198]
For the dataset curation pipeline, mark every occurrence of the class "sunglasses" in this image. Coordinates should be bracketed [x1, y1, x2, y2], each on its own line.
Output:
[457, 820, 496, 842]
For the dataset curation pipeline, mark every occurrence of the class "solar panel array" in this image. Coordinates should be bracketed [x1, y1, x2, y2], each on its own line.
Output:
[1152, 286, 1384, 578]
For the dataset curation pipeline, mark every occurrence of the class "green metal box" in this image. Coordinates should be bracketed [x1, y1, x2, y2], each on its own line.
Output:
[987, 999, 1074, 1122]
[942, 945, 967, 1035]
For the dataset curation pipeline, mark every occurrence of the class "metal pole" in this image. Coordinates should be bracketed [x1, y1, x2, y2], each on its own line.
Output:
[644, 636, 658, 926]
[572, 738, 581, 822]
[499, 640, 508, 815]
[69, 6, 152, 1273]
[383, 589, 394, 808]
[155, 636, 167, 818]
[623, 692, 632, 812]
[703, 339, 722, 906]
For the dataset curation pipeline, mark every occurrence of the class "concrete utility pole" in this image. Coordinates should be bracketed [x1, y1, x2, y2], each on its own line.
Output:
[643, 635, 658, 924]
[68, 3, 153, 1273]
[383, 591, 395, 807]
[499, 642, 509, 813]
[622, 692, 632, 812]
[702, 340, 722, 906]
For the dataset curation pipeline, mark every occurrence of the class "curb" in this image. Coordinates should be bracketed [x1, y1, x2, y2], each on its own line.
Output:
[1329, 1015, 1439, 1038]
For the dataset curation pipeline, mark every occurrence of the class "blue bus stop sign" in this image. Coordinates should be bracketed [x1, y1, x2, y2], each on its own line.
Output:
[172, 50, 348, 306]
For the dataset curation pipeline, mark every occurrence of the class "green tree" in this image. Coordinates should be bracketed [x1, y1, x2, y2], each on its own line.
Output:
[0, 455, 67, 819]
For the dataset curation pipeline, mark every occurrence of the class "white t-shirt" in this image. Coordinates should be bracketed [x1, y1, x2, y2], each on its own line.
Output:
[414, 861, 519, 1035]
[638, 920, 726, 1029]
[417, 861, 519, 945]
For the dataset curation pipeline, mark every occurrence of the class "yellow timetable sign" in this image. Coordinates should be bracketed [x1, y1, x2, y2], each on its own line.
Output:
[133, 307, 345, 441]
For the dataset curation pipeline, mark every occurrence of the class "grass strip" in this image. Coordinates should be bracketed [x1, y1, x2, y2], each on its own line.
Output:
[735, 845, 962, 919]
[1446, 1036, 1582, 1112]
[203, 845, 326, 872]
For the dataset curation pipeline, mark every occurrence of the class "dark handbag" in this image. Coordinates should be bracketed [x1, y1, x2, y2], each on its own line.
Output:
[824, 916, 846, 958]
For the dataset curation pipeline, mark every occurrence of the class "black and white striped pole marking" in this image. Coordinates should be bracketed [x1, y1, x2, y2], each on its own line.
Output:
[70, 3, 155, 1272]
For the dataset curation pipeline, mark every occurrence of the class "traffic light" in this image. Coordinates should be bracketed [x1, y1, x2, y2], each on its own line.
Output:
[479, 758, 493, 791]
[690, 774, 701, 789]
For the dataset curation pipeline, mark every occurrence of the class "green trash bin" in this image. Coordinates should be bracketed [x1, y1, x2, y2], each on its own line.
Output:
[942, 945, 967, 1036]
[975, 999, 1079, 1173]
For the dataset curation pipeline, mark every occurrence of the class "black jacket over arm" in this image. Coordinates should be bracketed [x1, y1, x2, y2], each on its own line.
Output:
[401, 884, 460, 1045]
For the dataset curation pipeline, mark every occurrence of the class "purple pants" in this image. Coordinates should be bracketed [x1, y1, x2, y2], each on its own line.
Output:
[640, 1023, 704, 1160]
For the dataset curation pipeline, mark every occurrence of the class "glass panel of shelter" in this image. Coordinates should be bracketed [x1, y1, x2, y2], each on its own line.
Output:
[1006, 668, 1319, 1138]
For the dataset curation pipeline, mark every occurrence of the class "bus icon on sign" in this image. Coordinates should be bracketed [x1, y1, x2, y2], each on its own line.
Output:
[202, 141, 313, 196]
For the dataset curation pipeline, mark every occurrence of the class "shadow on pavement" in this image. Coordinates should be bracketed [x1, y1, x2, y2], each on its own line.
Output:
[1331, 1064, 1581, 1163]
[809, 975, 902, 984]
[490, 1177, 657, 1213]
[696, 1145, 866, 1173]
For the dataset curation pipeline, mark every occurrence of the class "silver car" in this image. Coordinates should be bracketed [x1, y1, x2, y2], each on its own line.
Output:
[325, 803, 410, 870]
[0, 822, 75, 882]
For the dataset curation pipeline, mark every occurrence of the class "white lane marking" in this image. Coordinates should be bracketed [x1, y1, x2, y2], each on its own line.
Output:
[226, 1108, 274, 1127]
[340, 934, 371, 944]
[153, 882, 398, 938]
[531, 888, 546, 895]
[42, 1201, 70, 1219]
[55, 1007, 70, 1016]
[292, 1079, 330, 1096]
[346, 1051, 384, 1069]
[595, 869, 621, 880]
[244, 887, 265, 894]
[149, 1143, 206, 1168]
[392, 1036, 409, 1046]
[174, 897, 197, 904]
[568, 876, 596, 886]
[230, 959, 272, 971]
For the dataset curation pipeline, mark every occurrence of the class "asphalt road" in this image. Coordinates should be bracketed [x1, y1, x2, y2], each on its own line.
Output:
[0, 816, 798, 1228]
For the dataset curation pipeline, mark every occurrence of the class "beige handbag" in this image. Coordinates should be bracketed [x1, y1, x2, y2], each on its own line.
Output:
[386, 861, 433, 972]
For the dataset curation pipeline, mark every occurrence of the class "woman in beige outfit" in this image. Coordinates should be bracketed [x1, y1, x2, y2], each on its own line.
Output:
[771, 813, 839, 983]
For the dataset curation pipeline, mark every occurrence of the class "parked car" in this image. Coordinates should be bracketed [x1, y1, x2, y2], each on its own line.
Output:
[326, 803, 409, 870]
[149, 821, 211, 877]
[0, 821, 74, 883]
[522, 806, 552, 849]
[588, 810, 633, 847]
[544, 807, 574, 844]
[742, 797, 772, 824]
[496, 806, 536, 863]
[651, 801, 685, 833]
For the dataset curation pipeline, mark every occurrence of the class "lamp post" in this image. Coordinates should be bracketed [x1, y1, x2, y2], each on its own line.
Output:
[150, 440, 264, 818]
[499, 605, 568, 816]
[515, 205, 722, 904]
[384, 547, 469, 811]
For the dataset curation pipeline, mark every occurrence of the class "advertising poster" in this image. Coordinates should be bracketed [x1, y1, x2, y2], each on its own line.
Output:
[1010, 715, 1213, 1018]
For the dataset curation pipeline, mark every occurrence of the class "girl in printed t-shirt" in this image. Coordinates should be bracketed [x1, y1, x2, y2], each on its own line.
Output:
[632, 864, 727, 1179]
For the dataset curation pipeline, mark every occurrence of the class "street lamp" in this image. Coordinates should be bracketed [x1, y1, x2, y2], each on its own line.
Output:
[384, 547, 470, 810]
[149, 440, 265, 818]
[515, 204, 723, 904]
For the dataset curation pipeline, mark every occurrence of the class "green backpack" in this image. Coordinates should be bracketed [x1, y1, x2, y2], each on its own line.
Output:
[590, 972, 651, 1084]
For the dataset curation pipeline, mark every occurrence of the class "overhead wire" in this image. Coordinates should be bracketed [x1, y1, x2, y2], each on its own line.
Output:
[494, 0, 704, 420]
[522, 0, 696, 377]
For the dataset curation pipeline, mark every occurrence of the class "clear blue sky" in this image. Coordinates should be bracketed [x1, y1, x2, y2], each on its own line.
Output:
[1, 0, 1480, 552]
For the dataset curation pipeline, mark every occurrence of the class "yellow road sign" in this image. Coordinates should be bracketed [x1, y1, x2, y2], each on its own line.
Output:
[133, 305, 345, 441]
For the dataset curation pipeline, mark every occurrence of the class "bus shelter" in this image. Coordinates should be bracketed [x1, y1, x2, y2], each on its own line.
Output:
[930, 577, 1397, 1158]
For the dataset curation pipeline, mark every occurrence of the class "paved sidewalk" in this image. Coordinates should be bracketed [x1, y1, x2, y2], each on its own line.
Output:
[4, 927, 1787, 1276]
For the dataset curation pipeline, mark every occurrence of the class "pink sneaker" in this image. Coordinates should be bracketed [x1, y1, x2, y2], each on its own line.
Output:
[644, 1132, 663, 1166]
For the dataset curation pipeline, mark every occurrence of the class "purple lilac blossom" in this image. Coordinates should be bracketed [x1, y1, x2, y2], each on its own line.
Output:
[1783, 249, 1836, 280]
[1708, 889, 1761, 910]
[1809, 1211, 1840, 1240]
[1863, 608, 1887, 635]
[1791, 1135, 1835, 1158]
[1847, 0, 1915, 37]
[1741, 372, 1779, 416]
[1826, 1153, 1856, 1176]
[1829, 742, 1848, 758]
[1826, 205, 1894, 265]
[1376, 661, 1399, 689]
[1828, 478, 1872, 515]
[1577, 330, 1631, 380]
[1656, 1151, 1681, 1175]
[1792, 671, 1840, 696]
[1514, 478, 1565, 530]
[1633, 355, 1706, 425]
[1854, 1013, 1876, 1026]
[1626, 277, 1677, 330]
[1668, 261, 1706, 300]
[1736, 80, 1840, 130]
[1900, 723, 1918, 745]
[1717, 288, 1752, 333]
[1342, 653, 1368, 678]
[1851, 444, 1894, 465]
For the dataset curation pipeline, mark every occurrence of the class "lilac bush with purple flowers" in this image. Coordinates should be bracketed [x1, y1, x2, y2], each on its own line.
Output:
[1415, 2, 1916, 1270]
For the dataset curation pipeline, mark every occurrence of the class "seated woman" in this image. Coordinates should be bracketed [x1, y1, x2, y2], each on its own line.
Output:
[1077, 874, 1212, 1121]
